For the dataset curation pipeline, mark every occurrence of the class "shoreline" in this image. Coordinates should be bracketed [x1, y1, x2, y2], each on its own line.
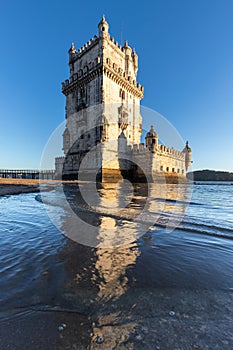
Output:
[0, 184, 40, 196]
[0, 179, 41, 197]
[0, 179, 60, 197]
[0, 178, 192, 198]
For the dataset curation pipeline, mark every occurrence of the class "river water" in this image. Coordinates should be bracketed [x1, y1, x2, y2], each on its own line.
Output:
[0, 182, 233, 349]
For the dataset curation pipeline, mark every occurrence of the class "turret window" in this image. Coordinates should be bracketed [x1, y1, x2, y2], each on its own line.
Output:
[166, 167, 169, 172]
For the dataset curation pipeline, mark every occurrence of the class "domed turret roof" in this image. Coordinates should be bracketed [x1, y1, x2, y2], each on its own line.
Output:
[183, 141, 192, 153]
[68, 42, 76, 54]
[98, 15, 109, 37]
[98, 15, 109, 27]
[146, 125, 158, 138]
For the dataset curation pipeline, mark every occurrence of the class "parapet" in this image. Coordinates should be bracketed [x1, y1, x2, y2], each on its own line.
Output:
[55, 156, 65, 162]
[62, 56, 102, 94]
[157, 144, 185, 160]
[104, 57, 144, 96]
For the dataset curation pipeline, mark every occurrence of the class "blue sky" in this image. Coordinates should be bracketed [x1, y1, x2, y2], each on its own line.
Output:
[0, 0, 233, 171]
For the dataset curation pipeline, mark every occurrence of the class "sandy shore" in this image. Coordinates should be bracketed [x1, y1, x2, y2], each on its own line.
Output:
[0, 178, 95, 197]
[0, 178, 61, 196]
[0, 180, 39, 196]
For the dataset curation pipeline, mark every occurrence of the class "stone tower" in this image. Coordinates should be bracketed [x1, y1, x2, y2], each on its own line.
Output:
[55, 16, 192, 182]
[56, 16, 144, 180]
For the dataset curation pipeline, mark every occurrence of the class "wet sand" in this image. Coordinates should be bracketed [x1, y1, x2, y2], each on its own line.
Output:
[0, 183, 39, 196]
[1, 288, 233, 349]
[0, 178, 60, 196]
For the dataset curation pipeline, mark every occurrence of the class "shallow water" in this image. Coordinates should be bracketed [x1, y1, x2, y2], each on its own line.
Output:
[1, 182, 233, 349]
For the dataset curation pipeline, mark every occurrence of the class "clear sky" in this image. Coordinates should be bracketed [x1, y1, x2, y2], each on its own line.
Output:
[0, 0, 233, 171]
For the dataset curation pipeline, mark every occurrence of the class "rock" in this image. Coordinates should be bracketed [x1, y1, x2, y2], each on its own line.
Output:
[96, 336, 104, 344]
[58, 323, 67, 332]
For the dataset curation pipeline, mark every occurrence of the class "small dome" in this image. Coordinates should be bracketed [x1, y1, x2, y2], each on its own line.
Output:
[98, 15, 109, 34]
[99, 14, 108, 25]
[69, 42, 76, 54]
[183, 140, 192, 153]
[146, 125, 158, 138]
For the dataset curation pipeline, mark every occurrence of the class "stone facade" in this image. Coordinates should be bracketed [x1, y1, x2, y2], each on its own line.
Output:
[55, 16, 192, 181]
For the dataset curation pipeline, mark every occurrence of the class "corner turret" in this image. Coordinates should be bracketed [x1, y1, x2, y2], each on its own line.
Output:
[124, 40, 132, 55]
[69, 42, 76, 54]
[124, 40, 132, 74]
[146, 125, 158, 153]
[98, 15, 109, 38]
[132, 49, 138, 74]
[182, 141, 192, 171]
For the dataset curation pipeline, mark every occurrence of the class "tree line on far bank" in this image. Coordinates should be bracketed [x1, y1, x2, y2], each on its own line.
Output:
[187, 170, 233, 182]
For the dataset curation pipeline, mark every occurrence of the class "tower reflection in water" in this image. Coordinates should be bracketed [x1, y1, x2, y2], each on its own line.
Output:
[57, 181, 191, 348]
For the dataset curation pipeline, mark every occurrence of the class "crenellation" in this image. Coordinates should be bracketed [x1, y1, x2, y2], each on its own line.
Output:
[69, 36, 99, 64]
[108, 36, 128, 59]
[104, 57, 144, 97]
[139, 143, 145, 151]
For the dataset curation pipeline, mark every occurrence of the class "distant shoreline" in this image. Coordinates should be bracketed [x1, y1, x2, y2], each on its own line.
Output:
[187, 170, 233, 182]
[193, 181, 233, 185]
